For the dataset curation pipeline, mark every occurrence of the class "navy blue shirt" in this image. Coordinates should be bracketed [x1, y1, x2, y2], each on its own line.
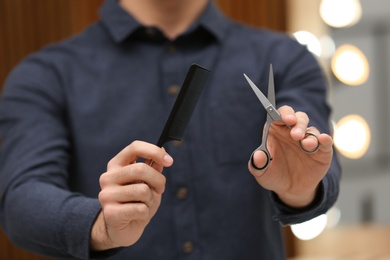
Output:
[0, 0, 341, 259]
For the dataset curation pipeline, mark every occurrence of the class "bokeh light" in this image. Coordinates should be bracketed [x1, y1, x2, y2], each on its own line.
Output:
[293, 30, 322, 57]
[319, 35, 336, 59]
[320, 0, 362, 28]
[334, 114, 371, 159]
[331, 44, 369, 86]
[291, 214, 328, 240]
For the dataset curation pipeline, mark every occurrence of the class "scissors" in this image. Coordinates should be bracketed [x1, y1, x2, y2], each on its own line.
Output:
[243, 64, 321, 170]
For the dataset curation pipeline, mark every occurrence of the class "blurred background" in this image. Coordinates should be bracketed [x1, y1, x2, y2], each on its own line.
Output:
[1, 0, 389, 259]
[286, 1, 390, 258]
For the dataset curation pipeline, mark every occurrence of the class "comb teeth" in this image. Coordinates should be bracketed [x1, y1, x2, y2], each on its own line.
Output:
[157, 64, 210, 147]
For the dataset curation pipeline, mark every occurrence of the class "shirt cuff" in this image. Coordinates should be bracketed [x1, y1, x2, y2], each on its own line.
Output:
[89, 248, 124, 260]
[270, 179, 328, 225]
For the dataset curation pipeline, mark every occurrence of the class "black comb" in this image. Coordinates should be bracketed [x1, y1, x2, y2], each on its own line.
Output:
[156, 64, 210, 147]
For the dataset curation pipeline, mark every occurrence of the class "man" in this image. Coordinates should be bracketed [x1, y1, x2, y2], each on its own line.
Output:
[0, 0, 341, 259]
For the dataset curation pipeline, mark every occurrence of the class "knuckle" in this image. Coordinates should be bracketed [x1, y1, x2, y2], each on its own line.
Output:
[125, 183, 151, 201]
[114, 168, 127, 183]
[136, 204, 149, 217]
[99, 172, 110, 187]
[102, 204, 119, 221]
[130, 140, 143, 149]
[107, 158, 116, 169]
[137, 183, 151, 198]
[312, 127, 320, 134]
[131, 163, 144, 175]
[297, 111, 308, 118]
[280, 105, 294, 113]
[125, 185, 137, 199]
[124, 204, 149, 219]
[160, 175, 167, 187]
[133, 140, 142, 145]
[98, 190, 109, 203]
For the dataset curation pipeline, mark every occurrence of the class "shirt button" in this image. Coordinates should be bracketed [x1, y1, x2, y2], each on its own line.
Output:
[167, 44, 176, 53]
[183, 241, 194, 254]
[168, 84, 180, 96]
[172, 140, 183, 148]
[176, 187, 189, 200]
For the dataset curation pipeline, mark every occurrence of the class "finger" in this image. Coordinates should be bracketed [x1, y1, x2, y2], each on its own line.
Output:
[248, 150, 269, 175]
[100, 163, 167, 194]
[99, 183, 155, 205]
[317, 133, 334, 153]
[290, 112, 309, 140]
[277, 105, 296, 126]
[103, 202, 151, 224]
[145, 147, 170, 172]
[300, 133, 320, 153]
[107, 140, 173, 170]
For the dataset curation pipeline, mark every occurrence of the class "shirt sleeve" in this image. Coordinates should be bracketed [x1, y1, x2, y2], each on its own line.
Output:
[0, 54, 103, 259]
[270, 152, 341, 225]
[265, 36, 342, 225]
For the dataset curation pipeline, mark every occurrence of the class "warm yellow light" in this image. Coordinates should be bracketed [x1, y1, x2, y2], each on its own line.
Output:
[291, 214, 328, 240]
[320, 0, 362, 28]
[292, 31, 322, 57]
[334, 115, 371, 159]
[331, 44, 369, 86]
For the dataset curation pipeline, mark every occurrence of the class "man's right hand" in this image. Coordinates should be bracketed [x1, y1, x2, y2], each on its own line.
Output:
[90, 140, 174, 251]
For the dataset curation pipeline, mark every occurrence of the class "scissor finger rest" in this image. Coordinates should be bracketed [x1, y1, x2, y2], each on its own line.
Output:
[298, 132, 321, 154]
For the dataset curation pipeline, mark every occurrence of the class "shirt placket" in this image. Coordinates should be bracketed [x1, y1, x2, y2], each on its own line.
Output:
[160, 40, 202, 259]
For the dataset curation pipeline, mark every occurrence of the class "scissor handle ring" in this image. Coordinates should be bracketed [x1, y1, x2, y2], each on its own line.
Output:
[298, 131, 321, 154]
[250, 149, 272, 171]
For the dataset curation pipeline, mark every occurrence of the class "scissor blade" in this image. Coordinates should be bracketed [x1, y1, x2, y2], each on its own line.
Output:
[268, 64, 275, 107]
[244, 73, 282, 122]
[243, 73, 273, 109]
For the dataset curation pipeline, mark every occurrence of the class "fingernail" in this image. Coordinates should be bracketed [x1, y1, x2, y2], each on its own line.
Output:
[294, 128, 304, 136]
[164, 154, 173, 164]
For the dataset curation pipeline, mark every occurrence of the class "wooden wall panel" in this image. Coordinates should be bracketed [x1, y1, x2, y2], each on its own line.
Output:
[215, 0, 287, 31]
[0, 230, 55, 260]
[0, 0, 289, 259]
[0, 0, 287, 89]
[0, 0, 103, 88]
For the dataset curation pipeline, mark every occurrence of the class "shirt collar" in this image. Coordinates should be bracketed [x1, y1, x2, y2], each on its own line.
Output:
[196, 1, 231, 42]
[99, 0, 230, 43]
